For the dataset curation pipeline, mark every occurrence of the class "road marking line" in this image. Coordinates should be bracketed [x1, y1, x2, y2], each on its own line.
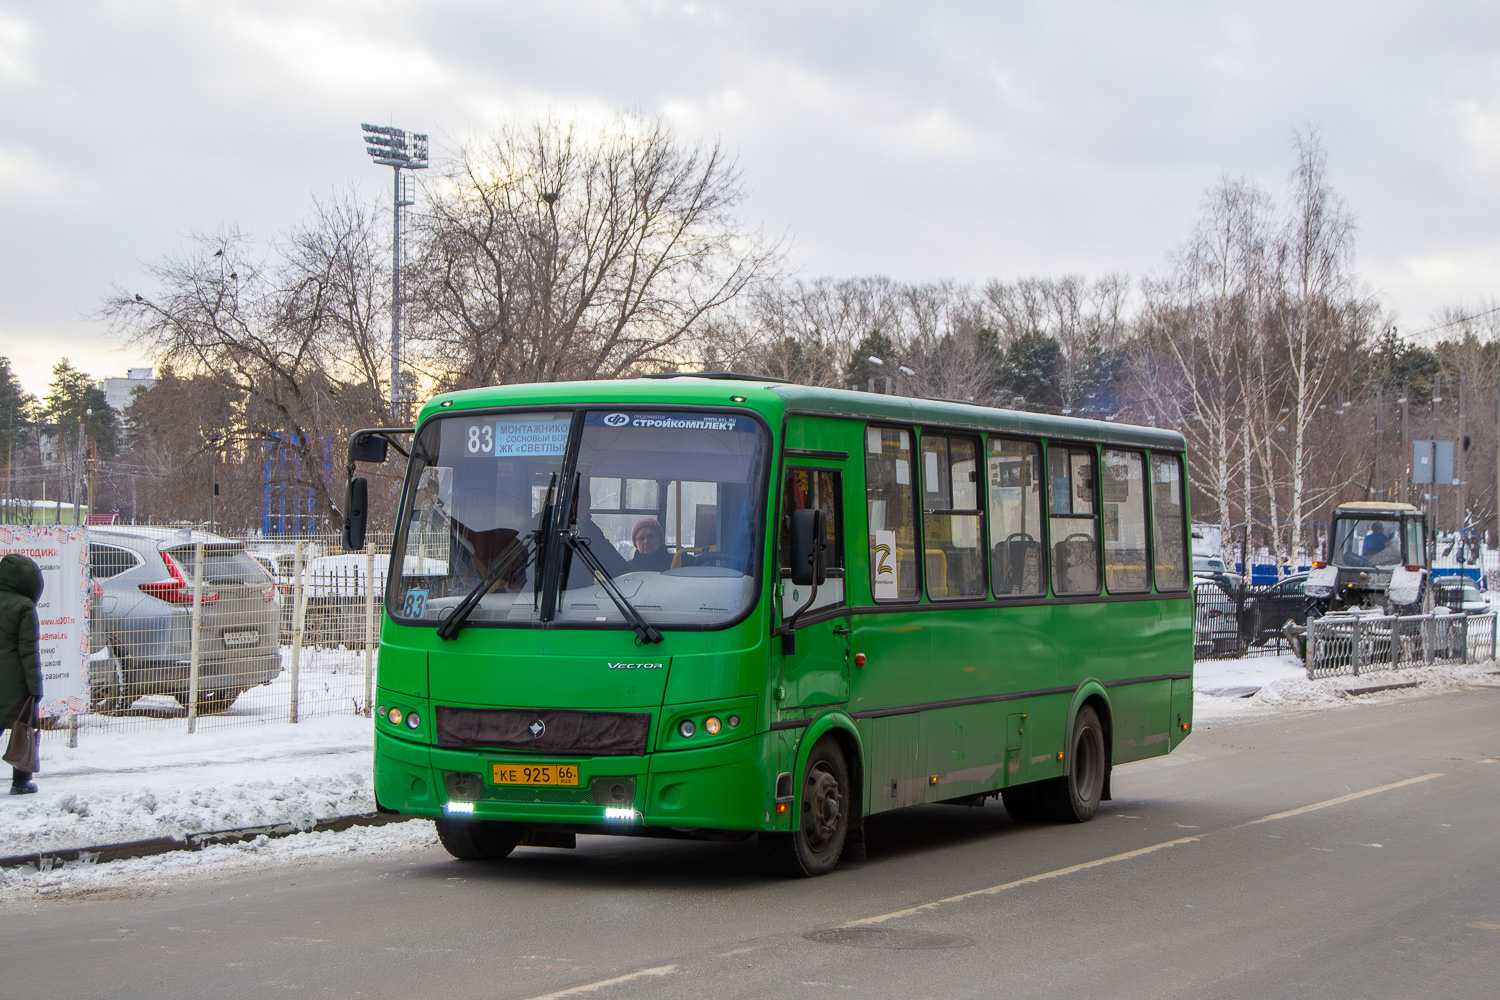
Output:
[1240, 773, 1442, 827]
[520, 964, 677, 1000]
[841, 836, 1201, 927]
[843, 772, 1446, 929]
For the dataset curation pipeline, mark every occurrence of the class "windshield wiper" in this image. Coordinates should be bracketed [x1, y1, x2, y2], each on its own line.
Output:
[564, 532, 663, 645]
[560, 473, 662, 644]
[435, 532, 539, 641]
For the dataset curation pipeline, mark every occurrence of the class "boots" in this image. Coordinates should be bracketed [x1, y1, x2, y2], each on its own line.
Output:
[9, 767, 35, 794]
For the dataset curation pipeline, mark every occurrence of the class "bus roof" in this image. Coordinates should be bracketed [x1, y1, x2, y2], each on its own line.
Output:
[421, 376, 1187, 451]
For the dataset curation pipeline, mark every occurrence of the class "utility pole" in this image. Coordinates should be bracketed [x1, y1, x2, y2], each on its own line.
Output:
[1399, 386, 1410, 504]
[1374, 389, 1383, 499]
[1458, 374, 1467, 536]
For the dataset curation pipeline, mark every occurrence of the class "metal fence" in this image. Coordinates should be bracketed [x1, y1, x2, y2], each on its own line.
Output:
[1193, 580, 1300, 661]
[1304, 610, 1497, 679]
[45, 532, 391, 741]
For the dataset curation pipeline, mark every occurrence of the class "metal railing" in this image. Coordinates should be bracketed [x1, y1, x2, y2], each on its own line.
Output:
[1304, 610, 1497, 679]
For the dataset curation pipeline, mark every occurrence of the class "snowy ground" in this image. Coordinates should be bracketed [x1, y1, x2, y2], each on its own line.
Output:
[2, 654, 1496, 902]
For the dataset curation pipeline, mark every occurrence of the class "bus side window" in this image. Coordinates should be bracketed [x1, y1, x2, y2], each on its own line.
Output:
[921, 432, 986, 599]
[1102, 449, 1149, 593]
[988, 437, 1044, 596]
[1150, 454, 1187, 590]
[780, 468, 845, 615]
[866, 426, 918, 601]
[1048, 445, 1100, 596]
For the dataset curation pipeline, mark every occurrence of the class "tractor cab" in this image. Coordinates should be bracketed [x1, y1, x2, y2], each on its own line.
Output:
[1305, 502, 1430, 613]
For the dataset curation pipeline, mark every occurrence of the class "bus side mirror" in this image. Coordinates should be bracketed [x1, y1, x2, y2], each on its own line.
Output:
[343, 477, 368, 551]
[789, 508, 827, 587]
[349, 433, 389, 465]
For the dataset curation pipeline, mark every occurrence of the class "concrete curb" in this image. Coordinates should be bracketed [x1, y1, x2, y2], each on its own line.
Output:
[0, 812, 414, 872]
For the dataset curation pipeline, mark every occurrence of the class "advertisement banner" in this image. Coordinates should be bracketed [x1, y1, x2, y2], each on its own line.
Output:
[0, 525, 90, 718]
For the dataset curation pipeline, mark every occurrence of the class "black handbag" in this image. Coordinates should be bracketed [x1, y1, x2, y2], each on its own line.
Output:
[3, 697, 39, 774]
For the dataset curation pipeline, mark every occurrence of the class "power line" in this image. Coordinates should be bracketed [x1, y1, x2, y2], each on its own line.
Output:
[1406, 303, 1500, 339]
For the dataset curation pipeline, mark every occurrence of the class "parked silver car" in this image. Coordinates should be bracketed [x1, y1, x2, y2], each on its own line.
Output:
[87, 526, 283, 714]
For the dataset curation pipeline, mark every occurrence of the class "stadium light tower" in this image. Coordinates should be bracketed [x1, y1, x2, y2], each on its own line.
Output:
[361, 123, 429, 418]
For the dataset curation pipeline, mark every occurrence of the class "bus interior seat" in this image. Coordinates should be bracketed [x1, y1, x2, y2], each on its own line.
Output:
[992, 534, 1037, 594]
[1054, 534, 1096, 594]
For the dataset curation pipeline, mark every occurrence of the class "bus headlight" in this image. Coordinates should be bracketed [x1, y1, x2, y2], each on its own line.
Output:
[406, 712, 421, 730]
[388, 707, 403, 725]
[704, 716, 721, 735]
[679, 720, 696, 738]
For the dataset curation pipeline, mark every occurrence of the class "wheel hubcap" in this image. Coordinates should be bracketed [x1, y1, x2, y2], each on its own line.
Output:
[803, 765, 843, 850]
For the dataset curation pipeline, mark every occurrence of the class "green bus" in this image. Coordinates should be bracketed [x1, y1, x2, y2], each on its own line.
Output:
[344, 374, 1194, 876]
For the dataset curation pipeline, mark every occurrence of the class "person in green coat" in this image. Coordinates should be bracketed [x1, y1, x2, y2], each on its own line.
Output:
[0, 552, 43, 794]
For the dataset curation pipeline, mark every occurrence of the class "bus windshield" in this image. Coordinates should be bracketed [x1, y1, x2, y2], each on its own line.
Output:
[389, 408, 767, 630]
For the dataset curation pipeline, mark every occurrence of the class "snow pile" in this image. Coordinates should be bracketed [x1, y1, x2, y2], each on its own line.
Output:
[1194, 654, 1499, 718]
[0, 714, 376, 857]
[0, 820, 438, 900]
[0, 771, 374, 858]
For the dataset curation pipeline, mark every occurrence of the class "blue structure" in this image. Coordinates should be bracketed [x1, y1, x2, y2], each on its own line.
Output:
[261, 434, 321, 536]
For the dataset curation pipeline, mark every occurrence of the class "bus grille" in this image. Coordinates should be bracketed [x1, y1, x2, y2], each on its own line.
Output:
[444, 771, 637, 807]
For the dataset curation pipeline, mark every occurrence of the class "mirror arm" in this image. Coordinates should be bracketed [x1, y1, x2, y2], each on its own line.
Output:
[774, 578, 821, 655]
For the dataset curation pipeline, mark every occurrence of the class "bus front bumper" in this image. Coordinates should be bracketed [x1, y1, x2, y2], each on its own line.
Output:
[374, 729, 782, 833]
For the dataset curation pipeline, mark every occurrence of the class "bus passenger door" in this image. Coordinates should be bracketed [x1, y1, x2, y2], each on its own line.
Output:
[777, 467, 850, 710]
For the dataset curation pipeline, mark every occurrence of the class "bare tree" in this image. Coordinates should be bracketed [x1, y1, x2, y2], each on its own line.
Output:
[408, 115, 782, 388]
[1273, 129, 1368, 567]
[728, 276, 907, 387]
[102, 190, 393, 529]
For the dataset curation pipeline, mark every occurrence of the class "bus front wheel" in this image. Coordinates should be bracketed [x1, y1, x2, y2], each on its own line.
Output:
[762, 737, 849, 877]
[1041, 705, 1106, 823]
[436, 818, 522, 860]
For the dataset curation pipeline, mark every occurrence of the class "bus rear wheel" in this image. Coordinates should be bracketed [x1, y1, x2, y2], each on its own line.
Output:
[436, 818, 522, 860]
[1041, 705, 1106, 823]
[763, 737, 849, 877]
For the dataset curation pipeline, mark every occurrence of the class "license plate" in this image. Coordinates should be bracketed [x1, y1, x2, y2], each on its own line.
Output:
[222, 629, 259, 648]
[492, 763, 579, 786]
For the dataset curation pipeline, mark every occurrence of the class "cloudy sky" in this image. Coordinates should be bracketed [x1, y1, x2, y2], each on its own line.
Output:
[3, 1, 1499, 398]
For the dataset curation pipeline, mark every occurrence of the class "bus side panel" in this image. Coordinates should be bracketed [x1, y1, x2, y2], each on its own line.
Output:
[860, 713, 923, 810]
[1107, 679, 1173, 764]
[924, 703, 1007, 800]
[922, 606, 1042, 800]
[1169, 676, 1193, 748]
[1104, 599, 1182, 761]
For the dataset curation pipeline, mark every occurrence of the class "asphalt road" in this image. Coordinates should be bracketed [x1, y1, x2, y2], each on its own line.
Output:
[5, 687, 1499, 1000]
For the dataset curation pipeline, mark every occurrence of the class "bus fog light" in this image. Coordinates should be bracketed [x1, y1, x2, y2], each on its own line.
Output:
[704, 716, 721, 735]
[406, 712, 421, 729]
[604, 807, 638, 822]
[388, 707, 403, 725]
[679, 720, 695, 737]
[728, 715, 740, 728]
[445, 801, 474, 815]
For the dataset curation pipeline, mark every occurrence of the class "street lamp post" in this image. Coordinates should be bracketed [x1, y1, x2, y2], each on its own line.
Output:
[361, 123, 429, 420]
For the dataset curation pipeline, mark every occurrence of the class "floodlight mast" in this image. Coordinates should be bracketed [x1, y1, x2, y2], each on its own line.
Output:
[361, 123, 429, 420]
